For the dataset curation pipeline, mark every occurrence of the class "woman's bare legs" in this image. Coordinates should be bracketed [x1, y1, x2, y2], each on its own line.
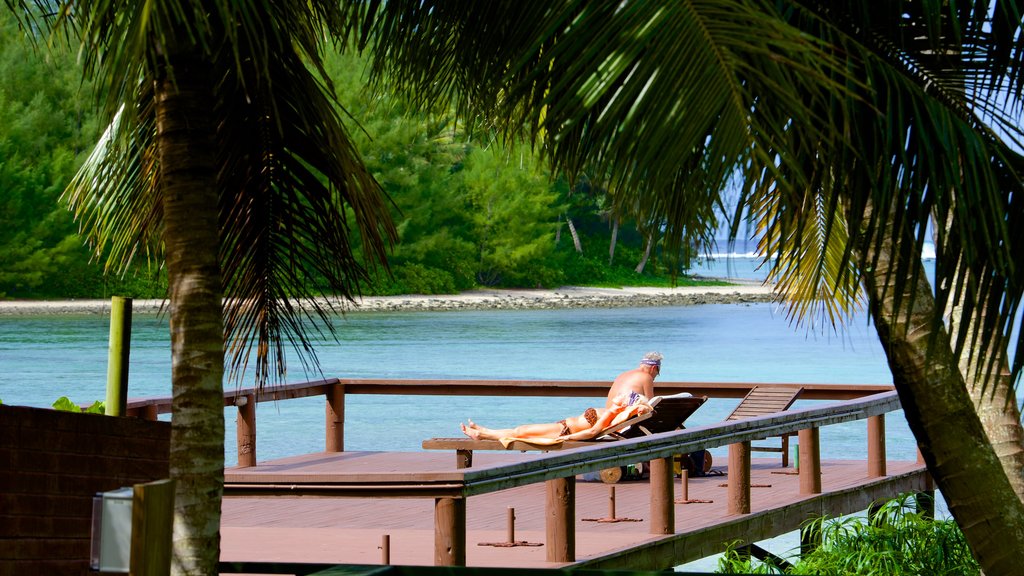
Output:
[461, 419, 564, 440]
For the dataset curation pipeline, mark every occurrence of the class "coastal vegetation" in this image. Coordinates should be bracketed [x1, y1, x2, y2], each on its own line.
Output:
[716, 496, 979, 575]
[6, 2, 1024, 575]
[0, 10, 695, 302]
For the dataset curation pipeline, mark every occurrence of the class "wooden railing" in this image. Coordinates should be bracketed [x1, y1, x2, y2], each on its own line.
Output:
[218, 388, 923, 567]
[120, 377, 924, 568]
[124, 378, 895, 467]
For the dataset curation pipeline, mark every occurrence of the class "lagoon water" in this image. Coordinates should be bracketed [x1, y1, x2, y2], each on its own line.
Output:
[0, 256, 944, 568]
[1, 293, 901, 462]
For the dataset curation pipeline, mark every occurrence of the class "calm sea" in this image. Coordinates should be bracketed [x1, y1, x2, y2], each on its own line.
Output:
[0, 256, 951, 568]
[1, 256, 905, 464]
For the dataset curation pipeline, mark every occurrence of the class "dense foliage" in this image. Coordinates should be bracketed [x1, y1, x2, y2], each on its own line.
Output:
[716, 495, 979, 575]
[0, 22, 704, 299]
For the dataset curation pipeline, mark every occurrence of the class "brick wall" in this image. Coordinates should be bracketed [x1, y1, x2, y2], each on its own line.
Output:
[0, 404, 170, 576]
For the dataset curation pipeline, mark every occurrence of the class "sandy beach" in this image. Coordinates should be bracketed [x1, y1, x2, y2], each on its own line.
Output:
[0, 282, 775, 315]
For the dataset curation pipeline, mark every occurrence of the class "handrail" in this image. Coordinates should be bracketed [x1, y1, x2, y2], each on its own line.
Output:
[125, 378, 894, 417]
[221, 390, 901, 498]
[459, 391, 900, 497]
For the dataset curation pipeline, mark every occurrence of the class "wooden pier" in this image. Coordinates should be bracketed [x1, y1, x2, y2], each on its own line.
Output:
[220, 452, 928, 570]
[125, 379, 928, 572]
[125, 380, 926, 572]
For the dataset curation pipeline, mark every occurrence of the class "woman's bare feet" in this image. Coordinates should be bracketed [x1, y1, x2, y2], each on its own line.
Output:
[460, 422, 483, 440]
[461, 420, 498, 440]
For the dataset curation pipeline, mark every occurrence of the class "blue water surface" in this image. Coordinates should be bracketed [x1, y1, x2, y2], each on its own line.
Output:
[0, 256, 957, 570]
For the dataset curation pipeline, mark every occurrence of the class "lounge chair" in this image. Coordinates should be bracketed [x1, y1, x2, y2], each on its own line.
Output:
[725, 386, 804, 466]
[421, 394, 707, 469]
[614, 393, 707, 438]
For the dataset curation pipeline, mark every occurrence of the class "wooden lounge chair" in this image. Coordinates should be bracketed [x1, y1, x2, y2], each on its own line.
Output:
[726, 386, 804, 466]
[422, 394, 706, 469]
[615, 393, 707, 438]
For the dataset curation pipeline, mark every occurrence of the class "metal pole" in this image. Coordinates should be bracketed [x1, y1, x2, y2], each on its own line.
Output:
[507, 507, 515, 543]
[105, 296, 132, 416]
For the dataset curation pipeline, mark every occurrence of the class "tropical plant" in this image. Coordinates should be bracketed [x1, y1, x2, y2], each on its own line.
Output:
[352, 1, 1024, 572]
[6, 1, 396, 573]
[716, 495, 979, 575]
[52, 396, 104, 414]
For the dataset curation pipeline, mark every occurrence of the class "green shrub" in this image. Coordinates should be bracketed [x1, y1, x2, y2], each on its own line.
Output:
[52, 396, 105, 414]
[716, 494, 979, 575]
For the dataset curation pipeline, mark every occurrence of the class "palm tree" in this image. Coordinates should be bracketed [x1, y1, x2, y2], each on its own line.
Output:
[9, 1, 395, 573]
[355, 1, 1024, 572]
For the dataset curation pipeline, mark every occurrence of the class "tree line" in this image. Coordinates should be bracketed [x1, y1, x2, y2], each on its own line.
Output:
[0, 13, 703, 300]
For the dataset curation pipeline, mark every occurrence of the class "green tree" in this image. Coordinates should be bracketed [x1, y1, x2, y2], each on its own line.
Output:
[356, 1, 1024, 572]
[458, 144, 562, 287]
[0, 12, 96, 297]
[8, 2, 396, 573]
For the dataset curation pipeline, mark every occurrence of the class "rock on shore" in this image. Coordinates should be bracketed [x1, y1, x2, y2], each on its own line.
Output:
[0, 284, 775, 316]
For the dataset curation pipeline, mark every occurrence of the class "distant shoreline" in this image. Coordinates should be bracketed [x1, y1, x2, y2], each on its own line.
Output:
[0, 282, 776, 316]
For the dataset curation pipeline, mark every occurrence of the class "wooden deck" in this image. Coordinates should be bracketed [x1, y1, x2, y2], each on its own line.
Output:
[221, 450, 929, 570]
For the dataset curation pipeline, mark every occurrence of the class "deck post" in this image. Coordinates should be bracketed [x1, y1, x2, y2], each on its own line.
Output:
[130, 478, 174, 576]
[649, 457, 674, 534]
[727, 441, 751, 515]
[326, 383, 345, 452]
[545, 477, 575, 562]
[140, 404, 159, 421]
[916, 490, 935, 520]
[798, 427, 821, 494]
[105, 296, 132, 417]
[434, 497, 466, 566]
[867, 414, 886, 477]
[236, 394, 256, 468]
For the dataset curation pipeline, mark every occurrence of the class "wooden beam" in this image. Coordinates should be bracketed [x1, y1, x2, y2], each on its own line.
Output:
[434, 497, 465, 566]
[576, 468, 931, 571]
[867, 415, 886, 477]
[728, 442, 751, 515]
[236, 394, 256, 468]
[649, 457, 674, 534]
[798, 428, 821, 494]
[325, 384, 345, 452]
[131, 478, 174, 576]
[545, 477, 575, 562]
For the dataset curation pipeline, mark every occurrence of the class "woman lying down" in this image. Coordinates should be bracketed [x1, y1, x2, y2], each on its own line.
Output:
[460, 391, 653, 444]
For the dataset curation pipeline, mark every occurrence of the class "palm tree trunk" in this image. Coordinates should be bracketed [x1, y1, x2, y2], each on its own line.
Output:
[859, 204, 1024, 574]
[154, 53, 225, 575]
[943, 273, 1024, 500]
[609, 218, 619, 265]
[566, 216, 583, 253]
[635, 235, 653, 273]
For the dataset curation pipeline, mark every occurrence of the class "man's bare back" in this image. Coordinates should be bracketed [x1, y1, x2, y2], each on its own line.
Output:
[605, 352, 662, 408]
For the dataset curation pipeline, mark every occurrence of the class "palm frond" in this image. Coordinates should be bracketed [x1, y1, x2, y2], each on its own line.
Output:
[215, 1, 396, 386]
[54, 0, 398, 388]
[63, 95, 163, 274]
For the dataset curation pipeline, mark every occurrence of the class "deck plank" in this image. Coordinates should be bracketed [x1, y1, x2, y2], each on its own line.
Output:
[221, 451, 927, 569]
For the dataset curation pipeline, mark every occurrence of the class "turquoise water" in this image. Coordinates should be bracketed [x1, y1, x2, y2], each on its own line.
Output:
[0, 258, 952, 570]
[1, 301, 901, 459]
